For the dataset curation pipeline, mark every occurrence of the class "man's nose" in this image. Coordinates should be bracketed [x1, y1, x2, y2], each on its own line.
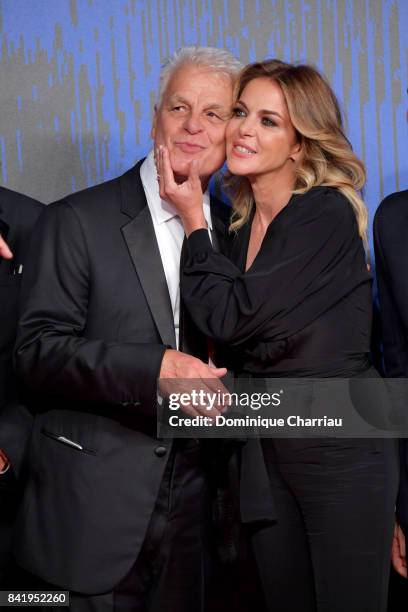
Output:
[183, 112, 204, 134]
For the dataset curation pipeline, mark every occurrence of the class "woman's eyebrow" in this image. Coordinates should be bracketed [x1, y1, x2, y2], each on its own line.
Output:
[259, 109, 283, 119]
[236, 99, 283, 119]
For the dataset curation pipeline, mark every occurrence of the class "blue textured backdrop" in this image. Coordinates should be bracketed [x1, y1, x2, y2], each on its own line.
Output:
[0, 0, 407, 242]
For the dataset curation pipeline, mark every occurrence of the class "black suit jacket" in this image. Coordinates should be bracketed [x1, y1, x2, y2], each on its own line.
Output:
[0, 187, 43, 475]
[14, 160, 230, 594]
[373, 189, 408, 531]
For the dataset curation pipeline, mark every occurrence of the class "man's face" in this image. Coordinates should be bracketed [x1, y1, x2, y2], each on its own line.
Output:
[152, 63, 233, 187]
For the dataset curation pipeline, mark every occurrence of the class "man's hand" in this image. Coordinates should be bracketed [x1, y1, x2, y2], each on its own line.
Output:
[392, 521, 407, 578]
[0, 449, 10, 473]
[0, 234, 13, 259]
[159, 349, 229, 419]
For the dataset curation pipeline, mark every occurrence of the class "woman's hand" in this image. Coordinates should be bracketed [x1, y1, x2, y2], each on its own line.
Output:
[157, 145, 207, 236]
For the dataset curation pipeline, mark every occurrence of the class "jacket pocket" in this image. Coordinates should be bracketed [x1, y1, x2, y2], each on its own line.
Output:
[38, 409, 99, 454]
[41, 428, 96, 455]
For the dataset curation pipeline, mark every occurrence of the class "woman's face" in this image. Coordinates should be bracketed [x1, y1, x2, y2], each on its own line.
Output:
[226, 77, 300, 181]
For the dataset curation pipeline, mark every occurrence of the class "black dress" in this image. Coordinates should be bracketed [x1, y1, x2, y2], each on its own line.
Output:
[181, 187, 398, 612]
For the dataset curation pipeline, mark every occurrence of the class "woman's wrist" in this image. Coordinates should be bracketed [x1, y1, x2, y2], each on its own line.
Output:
[182, 211, 207, 236]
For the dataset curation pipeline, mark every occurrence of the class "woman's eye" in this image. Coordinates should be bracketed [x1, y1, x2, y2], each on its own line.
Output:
[232, 107, 245, 117]
[261, 117, 276, 127]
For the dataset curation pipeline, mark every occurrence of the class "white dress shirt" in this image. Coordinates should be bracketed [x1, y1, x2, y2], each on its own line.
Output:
[140, 150, 213, 348]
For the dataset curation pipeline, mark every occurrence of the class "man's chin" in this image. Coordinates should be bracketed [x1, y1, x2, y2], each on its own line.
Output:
[170, 154, 222, 185]
[170, 157, 195, 182]
[171, 162, 202, 184]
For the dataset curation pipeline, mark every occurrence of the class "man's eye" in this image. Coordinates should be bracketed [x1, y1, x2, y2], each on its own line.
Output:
[205, 111, 225, 123]
[261, 117, 277, 127]
[171, 105, 186, 112]
[232, 107, 246, 117]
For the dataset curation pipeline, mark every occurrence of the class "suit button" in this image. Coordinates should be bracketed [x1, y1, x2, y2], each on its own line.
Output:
[155, 445, 167, 457]
[195, 252, 208, 263]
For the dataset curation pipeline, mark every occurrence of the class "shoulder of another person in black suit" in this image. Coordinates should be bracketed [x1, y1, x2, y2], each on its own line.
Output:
[374, 189, 408, 232]
[0, 188, 43, 263]
[0, 186, 43, 226]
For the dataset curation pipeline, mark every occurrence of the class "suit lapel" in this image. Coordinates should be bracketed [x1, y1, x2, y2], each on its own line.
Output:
[120, 161, 176, 349]
[119, 171, 231, 351]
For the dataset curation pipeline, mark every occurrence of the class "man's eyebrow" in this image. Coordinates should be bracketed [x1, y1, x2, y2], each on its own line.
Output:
[236, 99, 283, 119]
[166, 95, 189, 105]
[204, 103, 228, 110]
[167, 97, 228, 111]
[203, 103, 231, 116]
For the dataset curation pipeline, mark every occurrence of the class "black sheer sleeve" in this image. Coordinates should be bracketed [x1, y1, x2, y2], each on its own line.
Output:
[181, 188, 370, 345]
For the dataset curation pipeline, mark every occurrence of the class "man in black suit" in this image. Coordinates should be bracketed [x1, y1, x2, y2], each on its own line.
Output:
[0, 187, 43, 585]
[374, 189, 408, 584]
[12, 46, 241, 611]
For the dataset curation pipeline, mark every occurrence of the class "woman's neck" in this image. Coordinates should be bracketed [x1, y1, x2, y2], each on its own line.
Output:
[250, 170, 295, 226]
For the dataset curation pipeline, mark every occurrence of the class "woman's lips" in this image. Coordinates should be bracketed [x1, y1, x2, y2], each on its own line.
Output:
[231, 143, 257, 158]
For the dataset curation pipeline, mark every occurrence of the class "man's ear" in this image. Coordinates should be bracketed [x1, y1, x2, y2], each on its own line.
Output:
[151, 104, 158, 140]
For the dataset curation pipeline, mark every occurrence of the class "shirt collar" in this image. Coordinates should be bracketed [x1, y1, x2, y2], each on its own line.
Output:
[140, 150, 212, 229]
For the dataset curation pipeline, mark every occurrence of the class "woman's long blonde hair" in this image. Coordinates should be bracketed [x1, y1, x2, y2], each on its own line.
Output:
[227, 60, 367, 242]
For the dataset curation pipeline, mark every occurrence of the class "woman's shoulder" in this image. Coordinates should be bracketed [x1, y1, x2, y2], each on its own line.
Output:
[294, 186, 356, 225]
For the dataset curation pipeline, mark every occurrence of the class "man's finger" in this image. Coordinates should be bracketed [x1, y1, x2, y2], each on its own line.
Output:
[200, 367, 228, 391]
[398, 525, 406, 559]
[179, 404, 201, 418]
[200, 379, 231, 412]
[393, 555, 408, 578]
[0, 449, 10, 472]
[204, 370, 229, 393]
[0, 236, 13, 259]
[392, 527, 408, 578]
[208, 367, 228, 378]
[196, 404, 221, 419]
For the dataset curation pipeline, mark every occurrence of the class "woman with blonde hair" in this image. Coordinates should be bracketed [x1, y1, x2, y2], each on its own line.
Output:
[157, 59, 397, 612]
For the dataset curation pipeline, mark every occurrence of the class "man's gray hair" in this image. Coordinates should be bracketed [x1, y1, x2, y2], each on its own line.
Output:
[157, 46, 243, 107]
